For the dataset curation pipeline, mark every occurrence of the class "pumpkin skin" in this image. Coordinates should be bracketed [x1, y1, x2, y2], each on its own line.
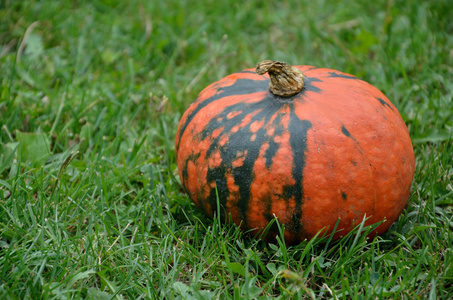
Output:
[175, 64, 415, 245]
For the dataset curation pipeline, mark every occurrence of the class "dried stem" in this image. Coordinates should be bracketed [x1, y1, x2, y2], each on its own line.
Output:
[255, 60, 305, 97]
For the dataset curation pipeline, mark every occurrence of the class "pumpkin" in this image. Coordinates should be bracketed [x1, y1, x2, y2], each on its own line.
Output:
[175, 60, 415, 245]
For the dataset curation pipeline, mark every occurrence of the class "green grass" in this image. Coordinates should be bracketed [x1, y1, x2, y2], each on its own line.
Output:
[1, 0, 452, 298]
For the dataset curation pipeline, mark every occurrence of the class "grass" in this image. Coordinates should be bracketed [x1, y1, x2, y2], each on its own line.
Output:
[0, 0, 452, 298]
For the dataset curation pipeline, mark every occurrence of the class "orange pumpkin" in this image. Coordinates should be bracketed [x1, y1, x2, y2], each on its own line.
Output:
[175, 60, 415, 245]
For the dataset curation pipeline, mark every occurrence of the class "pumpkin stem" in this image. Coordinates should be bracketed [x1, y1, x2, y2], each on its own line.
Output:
[255, 60, 305, 97]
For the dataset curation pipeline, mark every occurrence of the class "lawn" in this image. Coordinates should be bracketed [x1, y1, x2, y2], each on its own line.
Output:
[1, 0, 452, 299]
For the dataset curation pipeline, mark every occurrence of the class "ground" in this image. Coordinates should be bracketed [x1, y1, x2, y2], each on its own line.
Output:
[0, 0, 452, 299]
